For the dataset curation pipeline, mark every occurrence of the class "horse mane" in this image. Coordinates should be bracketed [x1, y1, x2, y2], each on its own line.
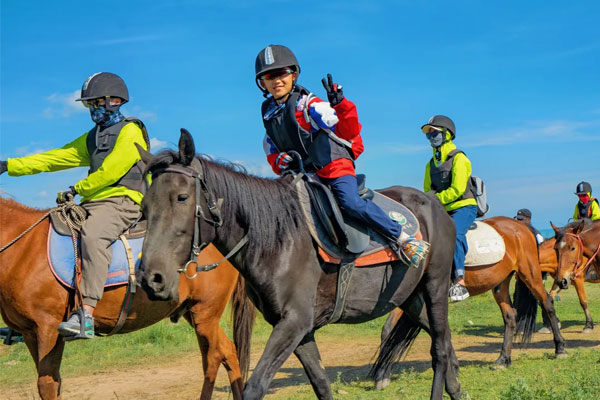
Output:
[147, 150, 307, 260]
[554, 219, 596, 242]
[0, 196, 50, 213]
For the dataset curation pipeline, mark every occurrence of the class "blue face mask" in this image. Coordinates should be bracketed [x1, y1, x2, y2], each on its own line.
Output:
[89, 105, 125, 127]
[426, 130, 444, 148]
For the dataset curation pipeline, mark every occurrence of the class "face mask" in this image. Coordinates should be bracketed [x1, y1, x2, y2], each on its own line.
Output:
[579, 194, 590, 203]
[90, 105, 124, 127]
[426, 130, 444, 148]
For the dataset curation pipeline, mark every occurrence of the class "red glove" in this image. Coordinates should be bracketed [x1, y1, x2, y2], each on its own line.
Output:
[275, 153, 293, 173]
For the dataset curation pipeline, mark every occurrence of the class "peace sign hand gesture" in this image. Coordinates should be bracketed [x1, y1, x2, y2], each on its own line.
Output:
[321, 74, 344, 106]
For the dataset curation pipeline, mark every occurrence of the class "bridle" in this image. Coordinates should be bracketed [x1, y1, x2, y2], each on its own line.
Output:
[151, 158, 248, 280]
[563, 232, 600, 279]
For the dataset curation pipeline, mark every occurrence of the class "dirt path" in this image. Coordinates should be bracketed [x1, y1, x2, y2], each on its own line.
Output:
[3, 327, 600, 399]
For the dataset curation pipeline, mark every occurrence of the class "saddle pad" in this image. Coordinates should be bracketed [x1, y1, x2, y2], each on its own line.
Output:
[47, 225, 143, 289]
[296, 181, 420, 264]
[465, 221, 506, 267]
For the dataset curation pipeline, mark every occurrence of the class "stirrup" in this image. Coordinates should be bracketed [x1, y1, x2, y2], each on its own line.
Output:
[63, 309, 93, 341]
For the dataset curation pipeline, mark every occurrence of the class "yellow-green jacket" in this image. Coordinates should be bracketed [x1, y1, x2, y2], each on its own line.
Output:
[7, 122, 148, 205]
[573, 195, 600, 221]
[424, 140, 477, 212]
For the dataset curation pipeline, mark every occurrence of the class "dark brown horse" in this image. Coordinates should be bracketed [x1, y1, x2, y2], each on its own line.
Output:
[374, 217, 566, 389]
[552, 220, 600, 332]
[137, 130, 463, 400]
[539, 237, 596, 333]
[0, 197, 254, 400]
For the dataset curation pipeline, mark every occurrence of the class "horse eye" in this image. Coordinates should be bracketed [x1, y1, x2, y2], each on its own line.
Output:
[570, 247, 576, 251]
[177, 194, 189, 203]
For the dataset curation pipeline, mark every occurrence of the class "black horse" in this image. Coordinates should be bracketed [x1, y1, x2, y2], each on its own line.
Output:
[137, 129, 463, 400]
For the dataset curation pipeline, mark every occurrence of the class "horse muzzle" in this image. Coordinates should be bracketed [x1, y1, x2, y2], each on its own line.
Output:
[556, 276, 571, 290]
[140, 270, 175, 301]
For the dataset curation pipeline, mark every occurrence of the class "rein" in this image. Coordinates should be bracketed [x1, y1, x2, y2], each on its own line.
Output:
[152, 159, 248, 279]
[564, 232, 600, 279]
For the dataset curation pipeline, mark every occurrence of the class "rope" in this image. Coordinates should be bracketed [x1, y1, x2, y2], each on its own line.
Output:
[0, 201, 86, 254]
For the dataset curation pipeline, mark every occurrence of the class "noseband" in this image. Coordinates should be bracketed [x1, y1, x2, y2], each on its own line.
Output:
[152, 158, 248, 279]
[563, 232, 600, 279]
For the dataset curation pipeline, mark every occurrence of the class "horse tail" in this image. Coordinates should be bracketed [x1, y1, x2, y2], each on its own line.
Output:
[368, 310, 421, 381]
[231, 274, 256, 381]
[513, 276, 537, 344]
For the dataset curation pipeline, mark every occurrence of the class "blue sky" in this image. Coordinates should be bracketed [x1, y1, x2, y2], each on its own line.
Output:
[1, 0, 598, 229]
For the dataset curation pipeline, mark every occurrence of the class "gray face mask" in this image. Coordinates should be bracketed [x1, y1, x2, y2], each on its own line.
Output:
[426, 130, 444, 148]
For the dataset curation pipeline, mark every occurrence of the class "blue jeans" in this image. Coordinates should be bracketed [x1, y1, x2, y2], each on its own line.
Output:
[321, 175, 401, 240]
[448, 205, 477, 281]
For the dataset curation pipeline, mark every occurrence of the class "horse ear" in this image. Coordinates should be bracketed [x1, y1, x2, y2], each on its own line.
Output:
[179, 128, 196, 166]
[136, 143, 154, 165]
[574, 219, 585, 234]
[550, 221, 560, 236]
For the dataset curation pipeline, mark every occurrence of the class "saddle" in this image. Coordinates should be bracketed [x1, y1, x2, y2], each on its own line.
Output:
[294, 174, 420, 266]
[464, 221, 506, 267]
[47, 217, 146, 289]
[47, 213, 147, 336]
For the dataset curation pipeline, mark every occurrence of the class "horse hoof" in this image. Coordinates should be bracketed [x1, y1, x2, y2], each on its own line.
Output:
[556, 353, 568, 360]
[375, 378, 390, 390]
[490, 364, 507, 370]
[582, 328, 593, 334]
[536, 326, 551, 334]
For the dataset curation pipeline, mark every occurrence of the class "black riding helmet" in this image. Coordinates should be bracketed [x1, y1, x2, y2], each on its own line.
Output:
[255, 45, 300, 96]
[76, 72, 129, 111]
[575, 181, 592, 195]
[421, 115, 456, 140]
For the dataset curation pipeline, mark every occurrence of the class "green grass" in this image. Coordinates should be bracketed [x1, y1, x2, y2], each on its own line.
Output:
[2, 281, 600, 399]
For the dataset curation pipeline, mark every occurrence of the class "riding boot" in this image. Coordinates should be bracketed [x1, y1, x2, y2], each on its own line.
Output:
[58, 308, 94, 340]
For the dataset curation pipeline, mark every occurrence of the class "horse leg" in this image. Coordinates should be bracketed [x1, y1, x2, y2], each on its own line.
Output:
[243, 313, 311, 399]
[185, 305, 244, 400]
[518, 271, 567, 357]
[422, 278, 456, 400]
[573, 275, 593, 333]
[491, 275, 515, 369]
[22, 325, 65, 400]
[374, 308, 403, 390]
[293, 331, 332, 400]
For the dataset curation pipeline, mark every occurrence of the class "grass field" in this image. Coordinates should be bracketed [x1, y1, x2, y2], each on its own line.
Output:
[1, 281, 600, 399]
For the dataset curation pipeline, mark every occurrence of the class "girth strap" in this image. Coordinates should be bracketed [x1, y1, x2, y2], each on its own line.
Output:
[328, 260, 355, 324]
[97, 234, 138, 337]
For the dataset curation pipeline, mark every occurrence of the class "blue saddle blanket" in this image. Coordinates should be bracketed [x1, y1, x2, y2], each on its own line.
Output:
[47, 225, 143, 289]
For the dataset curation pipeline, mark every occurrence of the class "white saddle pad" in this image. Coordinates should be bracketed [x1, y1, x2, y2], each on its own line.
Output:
[465, 221, 506, 267]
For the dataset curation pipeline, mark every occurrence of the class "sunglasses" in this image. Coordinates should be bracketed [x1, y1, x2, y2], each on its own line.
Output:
[425, 130, 444, 140]
[81, 98, 106, 109]
[260, 68, 294, 81]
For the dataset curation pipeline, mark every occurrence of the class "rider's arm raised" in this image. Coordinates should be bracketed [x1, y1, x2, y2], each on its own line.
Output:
[6, 133, 89, 176]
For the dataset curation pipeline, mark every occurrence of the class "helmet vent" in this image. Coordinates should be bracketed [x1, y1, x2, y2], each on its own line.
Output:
[265, 47, 275, 65]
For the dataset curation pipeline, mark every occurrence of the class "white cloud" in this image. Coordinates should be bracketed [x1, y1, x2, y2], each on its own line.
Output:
[462, 119, 599, 148]
[42, 90, 86, 118]
[124, 105, 158, 123]
[88, 34, 163, 46]
[232, 160, 275, 177]
[150, 138, 168, 151]
[384, 143, 430, 154]
[15, 143, 51, 156]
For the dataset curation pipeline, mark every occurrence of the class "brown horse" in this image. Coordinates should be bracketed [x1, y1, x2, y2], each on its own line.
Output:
[539, 237, 596, 333]
[552, 220, 600, 332]
[374, 217, 566, 389]
[0, 197, 254, 400]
